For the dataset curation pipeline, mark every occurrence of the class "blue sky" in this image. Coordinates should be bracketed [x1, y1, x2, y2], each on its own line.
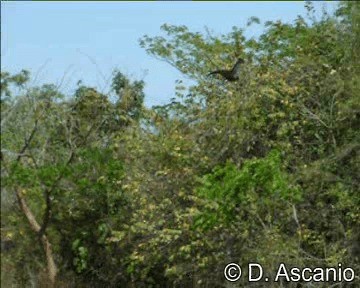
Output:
[2, 1, 338, 107]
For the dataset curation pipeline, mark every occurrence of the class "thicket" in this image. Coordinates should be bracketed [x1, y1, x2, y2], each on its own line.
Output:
[1, 2, 359, 287]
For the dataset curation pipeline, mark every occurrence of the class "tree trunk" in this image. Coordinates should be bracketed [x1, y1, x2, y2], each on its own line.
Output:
[16, 188, 57, 287]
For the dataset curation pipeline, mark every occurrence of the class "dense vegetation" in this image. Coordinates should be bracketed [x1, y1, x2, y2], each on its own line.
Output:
[1, 2, 359, 287]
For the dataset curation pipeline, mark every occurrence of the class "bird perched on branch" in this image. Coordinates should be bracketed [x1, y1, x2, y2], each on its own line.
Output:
[208, 58, 245, 81]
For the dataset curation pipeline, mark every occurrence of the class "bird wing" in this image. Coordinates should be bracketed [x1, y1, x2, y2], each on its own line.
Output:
[208, 58, 244, 80]
[230, 58, 244, 77]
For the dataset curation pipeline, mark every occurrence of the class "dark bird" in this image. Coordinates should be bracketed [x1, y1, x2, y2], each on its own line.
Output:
[208, 58, 245, 81]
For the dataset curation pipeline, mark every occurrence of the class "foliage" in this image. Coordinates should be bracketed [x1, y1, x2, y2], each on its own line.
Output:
[195, 150, 301, 230]
[1, 2, 359, 287]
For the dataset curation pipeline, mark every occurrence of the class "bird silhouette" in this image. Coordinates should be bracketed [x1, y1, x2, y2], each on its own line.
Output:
[208, 58, 245, 81]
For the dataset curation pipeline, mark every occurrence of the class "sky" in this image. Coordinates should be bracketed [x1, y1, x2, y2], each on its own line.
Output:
[1, 1, 338, 107]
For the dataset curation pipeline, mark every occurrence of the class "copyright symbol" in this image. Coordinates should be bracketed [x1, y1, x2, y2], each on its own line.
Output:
[224, 263, 242, 282]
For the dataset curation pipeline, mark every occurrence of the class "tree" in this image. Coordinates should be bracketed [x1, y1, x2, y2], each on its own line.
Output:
[1, 71, 144, 286]
[2, 2, 359, 287]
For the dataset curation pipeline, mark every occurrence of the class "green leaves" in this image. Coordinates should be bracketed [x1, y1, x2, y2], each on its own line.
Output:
[2, 2, 360, 287]
[72, 239, 89, 273]
[1, 70, 30, 99]
[195, 150, 301, 230]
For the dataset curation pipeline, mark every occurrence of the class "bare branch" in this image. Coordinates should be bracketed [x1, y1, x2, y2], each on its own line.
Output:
[301, 105, 329, 128]
[16, 119, 38, 163]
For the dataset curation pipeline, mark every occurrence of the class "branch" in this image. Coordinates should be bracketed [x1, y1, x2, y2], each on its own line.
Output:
[15, 187, 41, 232]
[16, 120, 38, 163]
[38, 150, 75, 238]
[38, 119, 104, 237]
[301, 105, 329, 128]
[292, 204, 300, 229]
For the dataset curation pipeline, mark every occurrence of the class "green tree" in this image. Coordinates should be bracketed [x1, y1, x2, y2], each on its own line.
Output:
[2, 2, 359, 287]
